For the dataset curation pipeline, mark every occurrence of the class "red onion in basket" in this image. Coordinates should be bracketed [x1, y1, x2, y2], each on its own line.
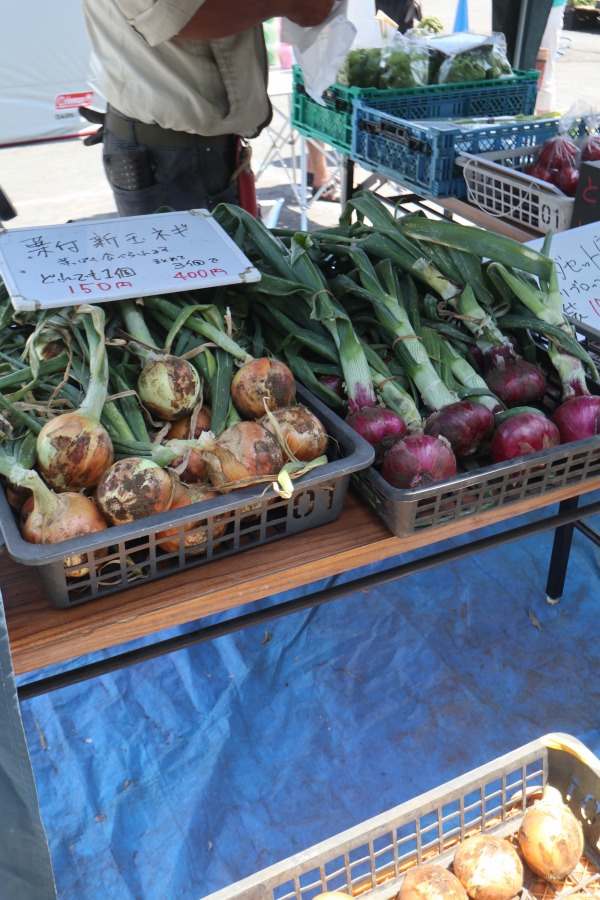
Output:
[490, 412, 560, 463]
[551, 395, 600, 443]
[424, 400, 494, 459]
[484, 356, 547, 408]
[346, 406, 408, 464]
[381, 435, 457, 489]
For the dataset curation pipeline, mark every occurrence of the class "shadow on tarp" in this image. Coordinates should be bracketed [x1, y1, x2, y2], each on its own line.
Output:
[16, 496, 600, 900]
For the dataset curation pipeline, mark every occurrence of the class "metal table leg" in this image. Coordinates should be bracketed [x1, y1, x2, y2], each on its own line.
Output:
[545, 496, 580, 605]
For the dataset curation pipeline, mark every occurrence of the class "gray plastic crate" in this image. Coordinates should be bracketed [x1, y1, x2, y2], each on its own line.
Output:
[0, 385, 374, 608]
[352, 433, 600, 537]
[204, 733, 600, 899]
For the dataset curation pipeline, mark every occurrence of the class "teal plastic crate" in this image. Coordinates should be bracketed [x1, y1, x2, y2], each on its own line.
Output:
[351, 107, 561, 199]
[291, 65, 540, 156]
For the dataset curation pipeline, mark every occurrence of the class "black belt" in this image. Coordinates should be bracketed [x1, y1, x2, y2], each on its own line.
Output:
[106, 108, 234, 150]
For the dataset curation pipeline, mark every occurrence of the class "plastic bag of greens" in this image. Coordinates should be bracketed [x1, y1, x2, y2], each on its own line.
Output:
[336, 46, 384, 87]
[435, 32, 513, 84]
[378, 31, 433, 89]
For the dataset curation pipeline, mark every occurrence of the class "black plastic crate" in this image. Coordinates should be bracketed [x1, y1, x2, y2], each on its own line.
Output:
[0, 386, 374, 608]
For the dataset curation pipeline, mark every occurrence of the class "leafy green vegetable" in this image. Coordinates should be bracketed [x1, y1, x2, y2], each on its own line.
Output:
[336, 48, 382, 88]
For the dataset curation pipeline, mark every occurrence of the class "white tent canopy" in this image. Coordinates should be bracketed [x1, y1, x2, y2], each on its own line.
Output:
[0, 0, 103, 146]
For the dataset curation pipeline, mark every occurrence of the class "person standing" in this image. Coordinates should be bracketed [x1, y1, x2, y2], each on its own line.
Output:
[82, 0, 335, 217]
[535, 0, 567, 113]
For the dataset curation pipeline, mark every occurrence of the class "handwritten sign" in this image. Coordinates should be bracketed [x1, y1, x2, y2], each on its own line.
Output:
[0, 209, 261, 311]
[527, 221, 600, 339]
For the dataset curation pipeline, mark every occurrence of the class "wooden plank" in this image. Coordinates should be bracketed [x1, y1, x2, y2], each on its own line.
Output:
[4, 479, 600, 677]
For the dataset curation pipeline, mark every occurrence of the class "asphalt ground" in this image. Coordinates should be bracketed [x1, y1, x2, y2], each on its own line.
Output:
[1, 1, 599, 233]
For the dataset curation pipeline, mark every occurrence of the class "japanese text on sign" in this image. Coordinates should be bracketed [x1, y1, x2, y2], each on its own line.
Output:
[0, 209, 260, 311]
[527, 222, 600, 339]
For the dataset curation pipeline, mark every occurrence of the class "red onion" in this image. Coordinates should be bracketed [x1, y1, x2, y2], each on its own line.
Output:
[346, 406, 408, 464]
[484, 358, 547, 408]
[318, 374, 346, 399]
[490, 412, 560, 463]
[424, 401, 494, 459]
[551, 395, 600, 443]
[381, 435, 457, 489]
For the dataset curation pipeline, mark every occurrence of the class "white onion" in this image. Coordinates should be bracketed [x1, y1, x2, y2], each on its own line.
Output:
[400, 863, 467, 899]
[453, 833, 523, 900]
[517, 785, 584, 881]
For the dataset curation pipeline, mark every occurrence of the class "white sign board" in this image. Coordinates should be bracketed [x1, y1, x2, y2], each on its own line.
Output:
[0, 210, 260, 312]
[527, 222, 600, 338]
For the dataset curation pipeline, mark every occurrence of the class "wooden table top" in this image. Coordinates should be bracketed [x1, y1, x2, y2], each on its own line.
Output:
[4, 477, 600, 678]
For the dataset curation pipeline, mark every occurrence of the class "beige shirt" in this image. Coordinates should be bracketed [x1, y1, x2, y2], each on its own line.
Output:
[82, 0, 271, 137]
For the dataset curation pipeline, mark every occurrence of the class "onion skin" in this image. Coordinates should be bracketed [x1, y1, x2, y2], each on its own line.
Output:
[198, 422, 284, 486]
[453, 833, 523, 900]
[95, 457, 175, 526]
[138, 355, 201, 421]
[424, 401, 494, 459]
[484, 358, 547, 408]
[36, 412, 114, 491]
[156, 482, 229, 554]
[551, 395, 600, 443]
[400, 864, 467, 900]
[490, 413, 560, 463]
[381, 435, 457, 489]
[260, 404, 329, 462]
[231, 357, 296, 419]
[517, 786, 584, 881]
[346, 406, 407, 465]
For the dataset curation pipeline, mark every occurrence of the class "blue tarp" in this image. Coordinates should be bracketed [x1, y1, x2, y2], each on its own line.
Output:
[13, 498, 600, 899]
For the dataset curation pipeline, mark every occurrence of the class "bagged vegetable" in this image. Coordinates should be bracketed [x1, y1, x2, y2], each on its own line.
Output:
[434, 32, 513, 84]
[379, 31, 433, 88]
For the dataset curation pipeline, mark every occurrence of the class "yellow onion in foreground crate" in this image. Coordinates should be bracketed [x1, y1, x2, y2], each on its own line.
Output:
[260, 403, 329, 462]
[517, 785, 584, 881]
[452, 833, 523, 900]
[311, 893, 351, 899]
[95, 457, 175, 526]
[191, 422, 284, 486]
[155, 482, 230, 554]
[400, 863, 467, 900]
[230, 357, 296, 419]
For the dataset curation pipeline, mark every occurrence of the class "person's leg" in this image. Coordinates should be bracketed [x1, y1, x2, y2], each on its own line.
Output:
[306, 139, 340, 203]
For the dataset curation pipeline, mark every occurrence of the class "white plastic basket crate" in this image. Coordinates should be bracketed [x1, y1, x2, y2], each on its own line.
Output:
[457, 145, 575, 233]
[204, 733, 600, 899]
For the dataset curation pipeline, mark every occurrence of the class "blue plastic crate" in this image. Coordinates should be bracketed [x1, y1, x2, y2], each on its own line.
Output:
[291, 65, 540, 156]
[351, 104, 561, 198]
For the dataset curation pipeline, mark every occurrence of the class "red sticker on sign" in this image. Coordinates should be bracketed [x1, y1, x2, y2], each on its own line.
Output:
[55, 92, 94, 110]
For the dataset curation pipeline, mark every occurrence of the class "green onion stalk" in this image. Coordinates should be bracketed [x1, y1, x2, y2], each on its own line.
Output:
[212, 203, 378, 414]
[119, 297, 203, 422]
